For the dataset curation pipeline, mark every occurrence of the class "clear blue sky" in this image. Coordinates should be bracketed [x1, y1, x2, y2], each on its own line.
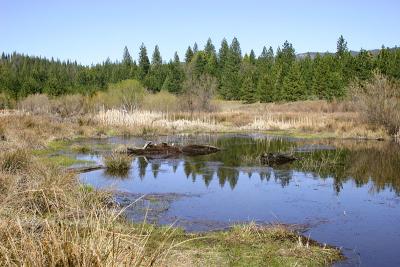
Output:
[1, 0, 399, 65]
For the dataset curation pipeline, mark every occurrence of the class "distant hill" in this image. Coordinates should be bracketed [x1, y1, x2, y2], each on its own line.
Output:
[296, 47, 399, 59]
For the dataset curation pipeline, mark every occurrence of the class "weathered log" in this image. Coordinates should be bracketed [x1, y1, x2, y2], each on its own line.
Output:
[143, 141, 153, 149]
[126, 143, 220, 157]
[260, 153, 297, 166]
[67, 165, 105, 173]
[126, 143, 181, 157]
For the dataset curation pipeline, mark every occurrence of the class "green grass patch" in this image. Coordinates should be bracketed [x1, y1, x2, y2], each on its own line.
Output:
[42, 155, 93, 167]
[140, 223, 343, 266]
[71, 144, 91, 153]
[33, 140, 72, 156]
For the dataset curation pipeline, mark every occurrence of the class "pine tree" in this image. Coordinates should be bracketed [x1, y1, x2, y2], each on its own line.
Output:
[220, 37, 242, 99]
[192, 51, 207, 77]
[138, 43, 150, 81]
[218, 38, 229, 67]
[257, 64, 279, 102]
[312, 54, 345, 100]
[193, 42, 198, 53]
[277, 41, 295, 66]
[162, 52, 184, 93]
[145, 45, 166, 92]
[336, 35, 348, 59]
[205, 53, 218, 77]
[121, 46, 133, 79]
[122, 46, 133, 66]
[217, 38, 230, 96]
[241, 64, 257, 103]
[241, 75, 256, 103]
[230, 37, 242, 62]
[376, 46, 391, 75]
[249, 49, 256, 65]
[281, 63, 306, 101]
[151, 45, 162, 65]
[174, 51, 180, 63]
[204, 38, 216, 57]
[355, 49, 374, 81]
[299, 54, 314, 98]
[258, 46, 274, 63]
[185, 46, 194, 63]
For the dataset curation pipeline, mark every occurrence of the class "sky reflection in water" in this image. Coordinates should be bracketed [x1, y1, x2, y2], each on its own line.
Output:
[79, 134, 400, 267]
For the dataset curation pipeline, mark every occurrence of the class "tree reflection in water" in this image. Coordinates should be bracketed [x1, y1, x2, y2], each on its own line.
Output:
[130, 136, 400, 195]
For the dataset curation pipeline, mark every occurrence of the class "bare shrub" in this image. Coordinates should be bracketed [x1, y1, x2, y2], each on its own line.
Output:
[351, 73, 400, 135]
[18, 94, 51, 114]
[143, 90, 178, 112]
[91, 80, 147, 112]
[180, 74, 217, 113]
[50, 94, 86, 117]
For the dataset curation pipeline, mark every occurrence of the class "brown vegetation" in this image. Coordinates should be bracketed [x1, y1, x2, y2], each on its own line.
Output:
[9, 73, 399, 139]
[351, 72, 400, 135]
[0, 109, 343, 266]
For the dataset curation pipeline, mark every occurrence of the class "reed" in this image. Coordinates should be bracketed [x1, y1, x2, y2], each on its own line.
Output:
[103, 152, 132, 172]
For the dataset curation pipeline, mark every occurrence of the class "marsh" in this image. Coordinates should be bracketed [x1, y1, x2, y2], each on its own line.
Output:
[72, 134, 400, 267]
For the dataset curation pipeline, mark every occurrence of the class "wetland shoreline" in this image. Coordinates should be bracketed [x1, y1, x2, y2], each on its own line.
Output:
[0, 112, 349, 266]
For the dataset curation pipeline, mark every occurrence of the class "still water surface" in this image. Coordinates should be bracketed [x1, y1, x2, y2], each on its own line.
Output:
[77, 134, 400, 267]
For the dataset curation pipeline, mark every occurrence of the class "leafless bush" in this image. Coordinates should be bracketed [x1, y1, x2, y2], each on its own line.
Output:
[51, 94, 86, 117]
[180, 74, 217, 113]
[18, 94, 51, 114]
[143, 90, 178, 112]
[351, 72, 400, 135]
[89, 80, 147, 112]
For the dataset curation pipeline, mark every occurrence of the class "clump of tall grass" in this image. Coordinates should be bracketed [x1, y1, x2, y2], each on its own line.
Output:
[0, 123, 5, 141]
[95, 109, 224, 132]
[244, 114, 326, 130]
[0, 93, 15, 109]
[295, 149, 348, 177]
[103, 152, 132, 176]
[0, 154, 175, 266]
[0, 149, 31, 174]
[71, 144, 91, 153]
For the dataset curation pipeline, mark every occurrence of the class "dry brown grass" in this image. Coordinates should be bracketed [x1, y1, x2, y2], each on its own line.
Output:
[13, 87, 391, 139]
[0, 114, 77, 150]
[0, 109, 344, 266]
[0, 154, 178, 266]
[92, 100, 386, 139]
[3, 96, 389, 143]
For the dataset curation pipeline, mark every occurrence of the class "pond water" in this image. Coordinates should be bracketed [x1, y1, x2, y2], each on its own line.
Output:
[76, 134, 400, 267]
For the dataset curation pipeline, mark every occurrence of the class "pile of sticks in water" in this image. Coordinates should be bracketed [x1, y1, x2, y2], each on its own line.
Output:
[125, 141, 220, 158]
[124, 142, 299, 165]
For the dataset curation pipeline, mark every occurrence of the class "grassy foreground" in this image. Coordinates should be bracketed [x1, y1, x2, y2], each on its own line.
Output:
[0, 152, 342, 266]
[0, 111, 344, 266]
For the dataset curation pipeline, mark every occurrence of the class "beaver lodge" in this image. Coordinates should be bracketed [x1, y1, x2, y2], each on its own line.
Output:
[125, 142, 221, 158]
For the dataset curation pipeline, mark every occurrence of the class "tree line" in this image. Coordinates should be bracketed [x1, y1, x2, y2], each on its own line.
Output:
[0, 36, 399, 103]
